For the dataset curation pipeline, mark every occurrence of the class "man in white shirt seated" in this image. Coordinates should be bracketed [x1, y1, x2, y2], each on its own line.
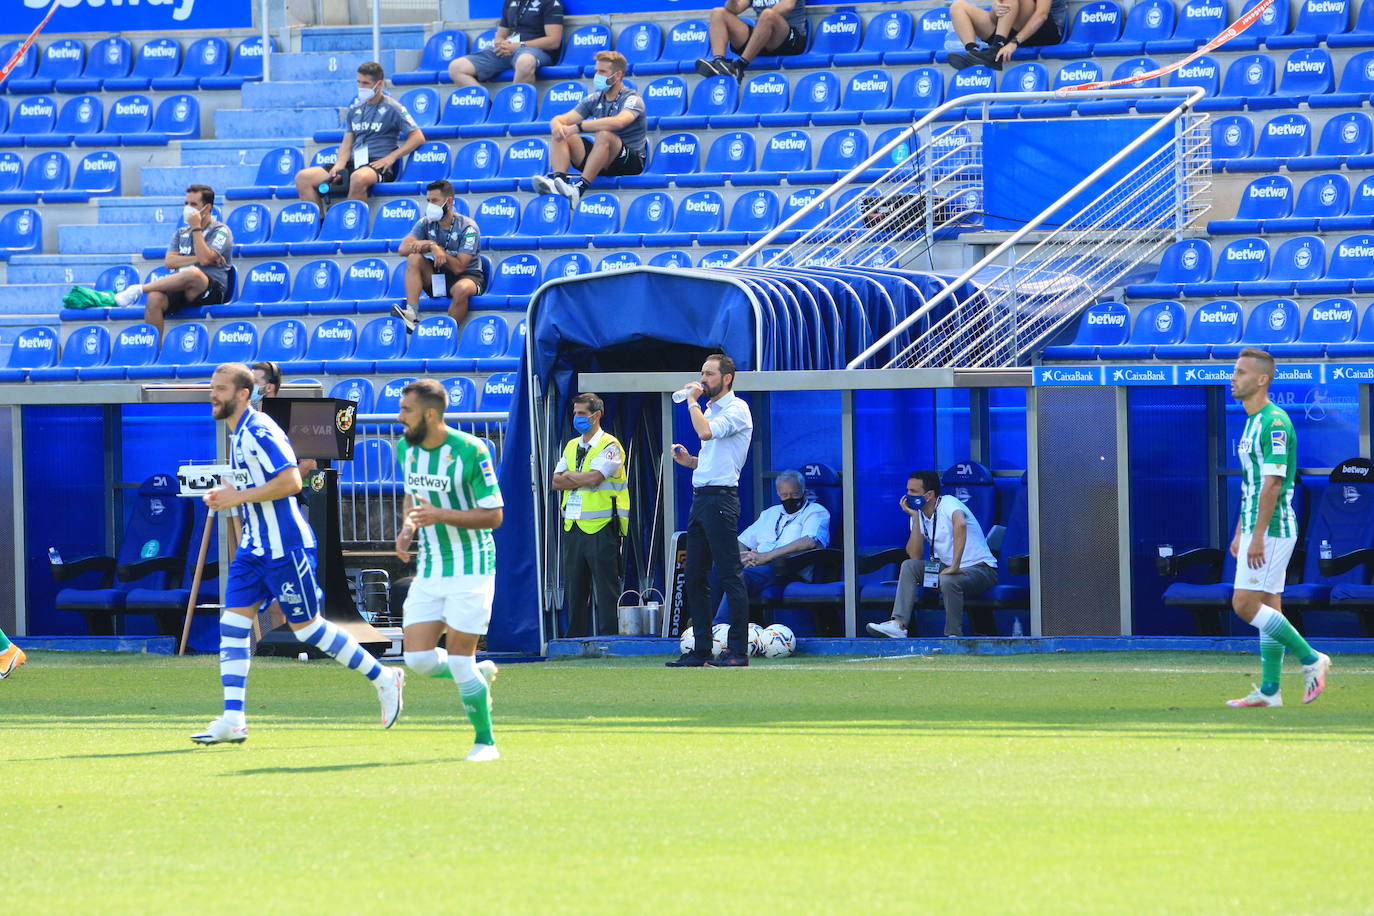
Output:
[867, 470, 998, 638]
[710, 469, 830, 624]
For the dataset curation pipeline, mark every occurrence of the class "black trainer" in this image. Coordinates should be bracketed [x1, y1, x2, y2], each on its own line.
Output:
[694, 56, 727, 78]
[724, 58, 747, 81]
[705, 648, 748, 667]
[666, 651, 709, 667]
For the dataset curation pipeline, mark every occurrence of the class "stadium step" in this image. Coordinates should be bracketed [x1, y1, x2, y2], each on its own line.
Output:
[0, 282, 70, 314]
[178, 140, 295, 169]
[7, 254, 132, 286]
[59, 223, 171, 255]
[265, 50, 405, 84]
[300, 25, 427, 53]
[96, 197, 184, 226]
[141, 164, 259, 197]
[242, 79, 360, 111]
[214, 107, 341, 142]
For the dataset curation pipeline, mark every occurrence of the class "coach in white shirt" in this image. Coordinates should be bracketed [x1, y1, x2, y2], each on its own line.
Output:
[666, 353, 755, 667]
[867, 469, 998, 638]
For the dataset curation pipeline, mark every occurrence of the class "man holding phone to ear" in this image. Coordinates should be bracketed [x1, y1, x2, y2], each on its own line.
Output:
[867, 470, 998, 639]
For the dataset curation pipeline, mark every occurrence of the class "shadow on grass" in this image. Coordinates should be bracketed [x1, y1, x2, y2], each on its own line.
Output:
[227, 756, 459, 776]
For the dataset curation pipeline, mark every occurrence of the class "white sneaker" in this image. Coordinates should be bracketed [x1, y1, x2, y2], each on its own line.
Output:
[551, 174, 583, 210]
[390, 302, 420, 333]
[530, 173, 559, 196]
[1302, 651, 1331, 704]
[112, 284, 142, 308]
[478, 659, 498, 711]
[376, 666, 405, 728]
[465, 743, 500, 762]
[866, 619, 907, 639]
[1226, 685, 1283, 708]
[190, 716, 248, 744]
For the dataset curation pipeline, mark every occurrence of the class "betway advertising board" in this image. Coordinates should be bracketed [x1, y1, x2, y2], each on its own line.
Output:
[8, 0, 252, 35]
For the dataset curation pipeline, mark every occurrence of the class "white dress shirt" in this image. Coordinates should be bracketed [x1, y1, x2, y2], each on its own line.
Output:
[739, 501, 830, 553]
[917, 494, 997, 568]
[692, 391, 753, 487]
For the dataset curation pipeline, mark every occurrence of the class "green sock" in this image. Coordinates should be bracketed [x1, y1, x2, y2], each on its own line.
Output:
[1259, 632, 1284, 696]
[0, 626, 10, 652]
[1256, 605, 1318, 667]
[459, 676, 494, 746]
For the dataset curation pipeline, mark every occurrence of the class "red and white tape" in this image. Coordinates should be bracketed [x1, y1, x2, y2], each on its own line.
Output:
[1058, 0, 1275, 94]
[0, 0, 61, 87]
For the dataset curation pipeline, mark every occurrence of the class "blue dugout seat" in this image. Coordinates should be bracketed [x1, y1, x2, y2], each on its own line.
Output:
[545, 252, 591, 281]
[0, 95, 57, 146]
[508, 81, 585, 137]
[679, 130, 754, 187]
[785, 11, 861, 69]
[641, 75, 688, 127]
[479, 371, 517, 412]
[710, 73, 789, 129]
[617, 21, 664, 72]
[257, 319, 307, 363]
[561, 192, 619, 246]
[1270, 0, 1353, 49]
[1038, 1, 1125, 59]
[1179, 237, 1270, 297]
[373, 140, 451, 195]
[1208, 175, 1294, 233]
[618, 132, 701, 189]
[1147, 0, 1226, 54]
[1211, 115, 1257, 167]
[1324, 302, 1374, 357]
[205, 321, 258, 365]
[837, 10, 915, 67]
[1126, 239, 1213, 298]
[0, 150, 68, 203]
[658, 75, 738, 131]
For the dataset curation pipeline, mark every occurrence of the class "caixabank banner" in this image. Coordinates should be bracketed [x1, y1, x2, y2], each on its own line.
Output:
[12, 0, 253, 34]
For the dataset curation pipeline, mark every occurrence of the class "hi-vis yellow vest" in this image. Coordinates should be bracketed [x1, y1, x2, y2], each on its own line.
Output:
[561, 432, 630, 534]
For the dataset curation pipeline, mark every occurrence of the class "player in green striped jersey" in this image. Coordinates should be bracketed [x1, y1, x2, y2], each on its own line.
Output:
[1226, 348, 1330, 708]
[394, 379, 505, 761]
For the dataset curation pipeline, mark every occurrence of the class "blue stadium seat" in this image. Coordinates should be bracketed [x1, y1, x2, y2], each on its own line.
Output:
[597, 191, 671, 247]
[474, 194, 521, 237]
[55, 36, 131, 94]
[225, 202, 271, 248]
[199, 36, 275, 91]
[257, 319, 307, 363]
[777, 187, 830, 239]
[290, 200, 369, 256]
[44, 150, 120, 202]
[0, 207, 41, 259]
[679, 130, 755, 187]
[1314, 49, 1374, 109]
[393, 30, 469, 85]
[598, 251, 641, 272]
[398, 87, 441, 128]
[1232, 113, 1313, 171]
[499, 194, 569, 249]
[1210, 298, 1303, 360]
[151, 37, 229, 91]
[794, 128, 867, 184]
[1274, 48, 1336, 105]
[635, 20, 709, 75]
[431, 86, 490, 138]
[27, 324, 109, 382]
[734, 130, 810, 187]
[88, 93, 155, 146]
[508, 81, 585, 138]
[1155, 299, 1243, 359]
[28, 93, 103, 146]
[1095, 0, 1175, 55]
[617, 21, 664, 71]
[402, 317, 459, 371]
[698, 249, 739, 269]
[812, 68, 894, 127]
[0, 95, 57, 146]
[1136, 55, 1220, 113]
[649, 250, 692, 269]
[479, 371, 518, 411]
[765, 72, 840, 127]
[1181, 237, 1270, 297]
[372, 140, 451, 195]
[1211, 114, 1257, 168]
[641, 76, 688, 128]
[347, 198, 417, 254]
[947, 67, 997, 116]
[151, 93, 199, 140]
[656, 190, 724, 247]
[1269, 0, 1352, 49]
[1240, 0, 1293, 47]
[1200, 54, 1276, 112]
[328, 377, 375, 412]
[224, 146, 305, 201]
[104, 38, 181, 92]
[505, 318, 527, 359]
[1039, 1, 1125, 59]
[472, 254, 541, 308]
[280, 318, 358, 374]
[0, 41, 38, 86]
[94, 264, 140, 296]
[0, 151, 68, 203]
[449, 139, 500, 192]
[139, 322, 209, 379]
[441, 375, 480, 412]
[458, 82, 536, 137]
[1323, 175, 1374, 233]
[205, 320, 258, 365]
[710, 72, 790, 129]
[543, 24, 612, 79]
[1042, 301, 1131, 360]
[544, 252, 591, 281]
[609, 130, 696, 189]
[562, 192, 619, 246]
[1276, 172, 1351, 232]
[836, 10, 914, 67]
[80, 323, 161, 380]
[913, 8, 955, 59]
[457, 315, 510, 360]
[326, 316, 407, 374]
[1147, 0, 1226, 54]
[658, 75, 738, 131]
[1126, 238, 1212, 298]
[1328, 0, 1374, 47]
[1264, 298, 1359, 357]
[371, 378, 415, 417]
[1301, 112, 1374, 171]
[9, 39, 84, 95]
[338, 257, 391, 311]
[279, 259, 342, 314]
[237, 202, 319, 257]
[1208, 174, 1294, 234]
[1024, 60, 1101, 116]
[990, 63, 1049, 118]
[237, 260, 292, 305]
[1320, 301, 1374, 357]
[869, 68, 944, 123]
[1301, 233, 1374, 295]
[783, 11, 859, 68]
[704, 189, 779, 246]
[494, 137, 550, 187]
[0, 326, 58, 381]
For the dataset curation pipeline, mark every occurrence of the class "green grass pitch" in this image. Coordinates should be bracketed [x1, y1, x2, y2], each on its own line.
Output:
[4, 650, 1372, 914]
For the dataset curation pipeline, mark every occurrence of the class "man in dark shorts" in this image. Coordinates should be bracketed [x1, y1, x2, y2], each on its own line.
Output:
[695, 0, 810, 82]
[113, 184, 232, 337]
[294, 61, 425, 208]
[392, 179, 485, 332]
[948, 0, 1068, 71]
[449, 0, 565, 88]
[531, 51, 647, 210]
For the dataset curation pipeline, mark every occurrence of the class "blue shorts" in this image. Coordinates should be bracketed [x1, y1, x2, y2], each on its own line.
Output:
[462, 46, 553, 82]
[225, 547, 322, 624]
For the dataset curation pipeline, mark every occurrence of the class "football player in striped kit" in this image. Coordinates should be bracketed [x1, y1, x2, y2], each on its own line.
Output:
[192, 363, 404, 744]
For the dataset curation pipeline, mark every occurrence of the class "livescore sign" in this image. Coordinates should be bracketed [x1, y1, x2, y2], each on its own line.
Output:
[1033, 363, 1346, 387]
[13, 0, 253, 34]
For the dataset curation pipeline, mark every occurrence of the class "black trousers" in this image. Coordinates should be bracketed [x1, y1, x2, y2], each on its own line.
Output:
[685, 486, 749, 655]
[563, 523, 621, 637]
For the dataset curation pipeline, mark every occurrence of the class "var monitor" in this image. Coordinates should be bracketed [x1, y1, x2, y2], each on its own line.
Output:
[258, 397, 358, 461]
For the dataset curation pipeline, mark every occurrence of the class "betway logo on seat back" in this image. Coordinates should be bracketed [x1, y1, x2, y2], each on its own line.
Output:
[822, 19, 859, 33]
[114, 101, 151, 117]
[219, 329, 254, 344]
[86, 157, 118, 171]
[281, 209, 316, 224]
[1286, 59, 1328, 74]
[417, 322, 452, 338]
[579, 200, 615, 217]
[850, 78, 889, 93]
[508, 145, 544, 159]
[1267, 122, 1307, 136]
[1338, 242, 1374, 259]
[1080, 10, 1119, 22]
[573, 32, 604, 46]
[920, 17, 950, 31]
[144, 44, 177, 58]
[18, 101, 54, 117]
[412, 149, 446, 163]
[17, 335, 50, 349]
[47, 45, 81, 60]
[1087, 312, 1126, 325]
[1184, 4, 1223, 16]
[251, 268, 287, 283]
[123, 331, 157, 347]
[677, 27, 707, 43]
[684, 198, 720, 213]
[1177, 63, 1216, 79]
[349, 264, 386, 280]
[1198, 308, 1238, 323]
[316, 325, 353, 339]
[380, 203, 412, 220]
[1308, 0, 1347, 12]
[480, 202, 517, 218]
[647, 83, 682, 98]
[1313, 306, 1354, 321]
[1225, 247, 1266, 262]
[770, 137, 807, 151]
[1250, 185, 1289, 198]
[502, 260, 539, 276]
[486, 378, 516, 395]
[752, 80, 786, 95]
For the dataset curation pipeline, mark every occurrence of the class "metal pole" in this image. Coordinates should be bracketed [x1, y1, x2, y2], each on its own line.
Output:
[260, 0, 271, 83]
[372, 0, 381, 65]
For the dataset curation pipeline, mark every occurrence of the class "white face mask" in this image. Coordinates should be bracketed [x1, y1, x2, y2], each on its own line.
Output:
[356, 84, 377, 105]
[424, 201, 446, 221]
[183, 204, 201, 222]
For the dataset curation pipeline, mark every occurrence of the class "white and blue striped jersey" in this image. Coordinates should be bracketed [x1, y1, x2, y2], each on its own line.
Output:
[229, 407, 315, 558]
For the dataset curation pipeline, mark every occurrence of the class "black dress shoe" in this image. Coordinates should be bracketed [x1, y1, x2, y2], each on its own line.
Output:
[705, 648, 748, 667]
[665, 651, 709, 667]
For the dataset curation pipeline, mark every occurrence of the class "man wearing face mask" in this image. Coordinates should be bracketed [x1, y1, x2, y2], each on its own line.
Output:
[552, 393, 629, 637]
[867, 470, 998, 638]
[392, 179, 485, 332]
[531, 50, 646, 210]
[294, 61, 424, 210]
[709, 469, 828, 625]
[114, 184, 232, 338]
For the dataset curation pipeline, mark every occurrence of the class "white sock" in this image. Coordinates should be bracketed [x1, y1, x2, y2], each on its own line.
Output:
[1250, 604, 1280, 633]
[403, 648, 449, 677]
[449, 653, 479, 683]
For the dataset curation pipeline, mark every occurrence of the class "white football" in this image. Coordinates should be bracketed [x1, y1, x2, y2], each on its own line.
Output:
[679, 626, 694, 655]
[761, 623, 795, 658]
[710, 623, 730, 657]
[747, 622, 766, 657]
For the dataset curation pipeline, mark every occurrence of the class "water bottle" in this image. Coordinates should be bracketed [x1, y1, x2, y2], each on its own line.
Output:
[1012, 617, 1023, 638]
[48, 546, 62, 565]
[671, 387, 694, 404]
[1320, 539, 1332, 561]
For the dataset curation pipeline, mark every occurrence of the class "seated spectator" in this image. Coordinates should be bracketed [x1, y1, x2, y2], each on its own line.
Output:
[294, 62, 425, 208]
[448, 0, 565, 88]
[392, 179, 485, 332]
[947, 0, 1067, 71]
[113, 184, 232, 337]
[709, 468, 830, 624]
[867, 470, 998, 638]
[695, 0, 811, 82]
[532, 51, 647, 209]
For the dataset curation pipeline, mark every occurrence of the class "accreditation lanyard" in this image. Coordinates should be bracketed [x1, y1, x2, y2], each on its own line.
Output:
[918, 497, 942, 587]
[773, 506, 803, 542]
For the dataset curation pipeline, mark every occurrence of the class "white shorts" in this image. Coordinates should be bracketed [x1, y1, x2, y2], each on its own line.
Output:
[402, 574, 495, 635]
[1232, 534, 1297, 595]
